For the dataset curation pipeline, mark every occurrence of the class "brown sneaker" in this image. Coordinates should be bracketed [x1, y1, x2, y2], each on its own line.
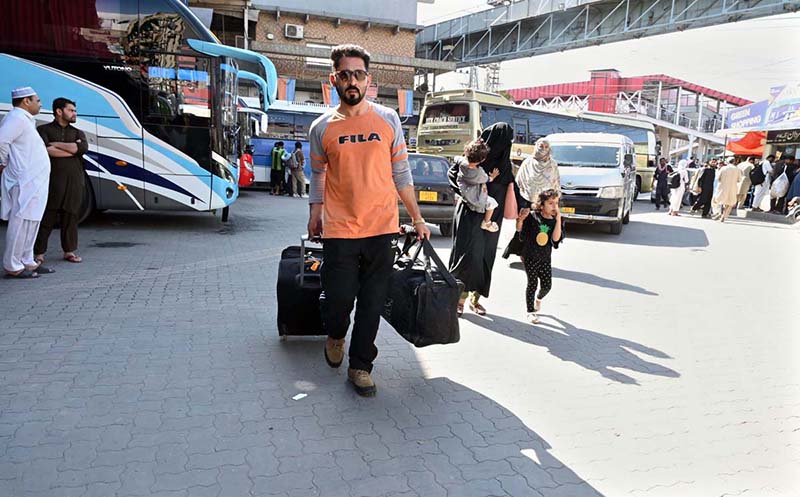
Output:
[347, 368, 377, 397]
[324, 337, 345, 368]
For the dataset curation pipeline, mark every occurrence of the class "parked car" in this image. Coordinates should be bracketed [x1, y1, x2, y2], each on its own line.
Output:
[548, 132, 637, 235]
[399, 153, 456, 236]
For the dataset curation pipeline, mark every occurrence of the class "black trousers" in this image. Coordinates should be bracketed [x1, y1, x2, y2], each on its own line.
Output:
[34, 209, 79, 255]
[523, 255, 552, 313]
[692, 193, 713, 216]
[654, 181, 670, 208]
[320, 233, 394, 372]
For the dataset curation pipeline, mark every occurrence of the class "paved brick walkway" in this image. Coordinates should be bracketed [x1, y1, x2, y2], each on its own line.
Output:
[1, 192, 798, 496]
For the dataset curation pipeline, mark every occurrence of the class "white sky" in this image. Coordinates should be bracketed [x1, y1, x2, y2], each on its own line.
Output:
[417, 1, 800, 102]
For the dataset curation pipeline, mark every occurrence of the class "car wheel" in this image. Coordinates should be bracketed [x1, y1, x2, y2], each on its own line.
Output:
[622, 208, 630, 225]
[609, 220, 623, 235]
[438, 223, 453, 237]
[635, 176, 642, 199]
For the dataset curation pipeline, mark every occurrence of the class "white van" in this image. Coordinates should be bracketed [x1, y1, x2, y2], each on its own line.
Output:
[547, 133, 637, 235]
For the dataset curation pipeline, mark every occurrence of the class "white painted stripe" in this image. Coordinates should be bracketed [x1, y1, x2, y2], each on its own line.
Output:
[83, 156, 144, 210]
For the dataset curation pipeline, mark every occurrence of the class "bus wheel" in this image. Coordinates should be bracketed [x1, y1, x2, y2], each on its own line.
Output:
[78, 179, 96, 225]
[221, 206, 230, 223]
[634, 176, 642, 200]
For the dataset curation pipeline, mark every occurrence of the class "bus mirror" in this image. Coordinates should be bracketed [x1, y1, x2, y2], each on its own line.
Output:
[623, 154, 634, 167]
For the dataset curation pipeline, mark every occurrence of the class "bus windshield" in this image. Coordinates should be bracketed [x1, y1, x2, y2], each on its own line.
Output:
[551, 145, 620, 168]
[423, 103, 470, 124]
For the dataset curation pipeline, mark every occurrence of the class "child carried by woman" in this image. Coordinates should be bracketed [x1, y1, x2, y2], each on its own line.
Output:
[457, 139, 501, 232]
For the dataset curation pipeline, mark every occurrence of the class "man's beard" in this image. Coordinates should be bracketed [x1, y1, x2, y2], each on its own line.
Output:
[336, 84, 364, 106]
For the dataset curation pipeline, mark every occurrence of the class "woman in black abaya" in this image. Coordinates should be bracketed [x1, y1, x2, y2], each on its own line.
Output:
[448, 122, 515, 315]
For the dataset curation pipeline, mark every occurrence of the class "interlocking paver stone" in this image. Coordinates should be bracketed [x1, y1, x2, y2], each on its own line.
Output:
[1, 194, 797, 497]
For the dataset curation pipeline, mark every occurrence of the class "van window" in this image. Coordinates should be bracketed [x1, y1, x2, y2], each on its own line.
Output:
[551, 144, 620, 168]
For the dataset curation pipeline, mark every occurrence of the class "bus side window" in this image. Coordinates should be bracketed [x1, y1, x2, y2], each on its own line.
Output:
[480, 106, 497, 129]
[266, 111, 294, 139]
[514, 122, 527, 144]
[293, 114, 315, 141]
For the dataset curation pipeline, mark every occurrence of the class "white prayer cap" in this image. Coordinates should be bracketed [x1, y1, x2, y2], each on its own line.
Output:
[11, 87, 36, 99]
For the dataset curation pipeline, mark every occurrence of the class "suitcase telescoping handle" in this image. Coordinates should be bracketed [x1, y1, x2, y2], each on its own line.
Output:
[300, 235, 322, 286]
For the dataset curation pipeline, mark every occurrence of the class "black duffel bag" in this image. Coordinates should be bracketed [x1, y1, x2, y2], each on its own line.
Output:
[382, 237, 463, 347]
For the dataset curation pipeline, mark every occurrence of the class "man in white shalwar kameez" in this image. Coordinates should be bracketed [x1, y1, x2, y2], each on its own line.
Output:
[0, 87, 52, 278]
[751, 155, 774, 212]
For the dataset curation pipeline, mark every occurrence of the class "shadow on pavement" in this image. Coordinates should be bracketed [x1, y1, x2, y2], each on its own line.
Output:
[566, 220, 710, 248]
[271, 334, 605, 496]
[507, 262, 659, 296]
[462, 313, 679, 386]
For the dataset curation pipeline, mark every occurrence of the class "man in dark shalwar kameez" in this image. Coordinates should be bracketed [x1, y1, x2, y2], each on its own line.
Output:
[34, 98, 88, 264]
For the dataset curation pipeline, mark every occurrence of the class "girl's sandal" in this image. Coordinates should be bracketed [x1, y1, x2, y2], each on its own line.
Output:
[457, 301, 465, 317]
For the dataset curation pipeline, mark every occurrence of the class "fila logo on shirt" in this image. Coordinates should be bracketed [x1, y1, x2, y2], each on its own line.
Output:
[338, 133, 381, 145]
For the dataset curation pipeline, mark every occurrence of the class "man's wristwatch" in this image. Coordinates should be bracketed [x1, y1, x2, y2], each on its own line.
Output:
[412, 217, 426, 225]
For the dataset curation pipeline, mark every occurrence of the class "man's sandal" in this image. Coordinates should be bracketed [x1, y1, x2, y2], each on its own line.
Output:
[4, 269, 39, 279]
[64, 254, 83, 263]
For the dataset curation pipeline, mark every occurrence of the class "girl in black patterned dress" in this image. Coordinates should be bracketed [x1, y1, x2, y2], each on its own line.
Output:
[516, 189, 564, 324]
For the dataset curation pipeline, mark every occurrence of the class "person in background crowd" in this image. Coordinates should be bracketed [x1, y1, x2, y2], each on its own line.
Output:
[668, 159, 689, 216]
[270, 141, 285, 195]
[652, 157, 673, 210]
[785, 158, 800, 211]
[772, 156, 795, 214]
[516, 188, 563, 324]
[751, 154, 774, 212]
[690, 159, 716, 218]
[34, 97, 88, 265]
[239, 144, 254, 187]
[289, 142, 308, 198]
[449, 122, 514, 317]
[713, 157, 743, 222]
[736, 157, 754, 209]
[0, 87, 53, 279]
[308, 44, 430, 397]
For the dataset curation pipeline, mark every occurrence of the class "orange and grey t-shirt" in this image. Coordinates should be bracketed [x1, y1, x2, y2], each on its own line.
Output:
[308, 102, 412, 239]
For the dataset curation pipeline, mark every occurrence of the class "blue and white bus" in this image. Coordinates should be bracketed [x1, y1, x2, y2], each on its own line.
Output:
[0, 0, 277, 222]
[241, 99, 329, 188]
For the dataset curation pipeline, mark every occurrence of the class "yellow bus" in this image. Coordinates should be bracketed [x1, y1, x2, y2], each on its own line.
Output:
[417, 89, 657, 195]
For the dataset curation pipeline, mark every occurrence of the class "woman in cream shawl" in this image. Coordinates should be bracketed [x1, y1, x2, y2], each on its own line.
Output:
[516, 138, 560, 209]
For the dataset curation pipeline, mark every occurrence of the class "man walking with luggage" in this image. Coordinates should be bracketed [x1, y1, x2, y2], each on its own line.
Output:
[307, 44, 430, 396]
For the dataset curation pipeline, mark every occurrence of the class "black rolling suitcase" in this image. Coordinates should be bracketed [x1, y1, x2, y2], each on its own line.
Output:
[276, 236, 324, 338]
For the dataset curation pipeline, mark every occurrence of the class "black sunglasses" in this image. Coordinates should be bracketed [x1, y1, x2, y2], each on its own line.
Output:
[334, 69, 369, 82]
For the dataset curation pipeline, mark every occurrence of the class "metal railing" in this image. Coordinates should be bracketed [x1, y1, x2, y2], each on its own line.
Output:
[616, 99, 724, 133]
